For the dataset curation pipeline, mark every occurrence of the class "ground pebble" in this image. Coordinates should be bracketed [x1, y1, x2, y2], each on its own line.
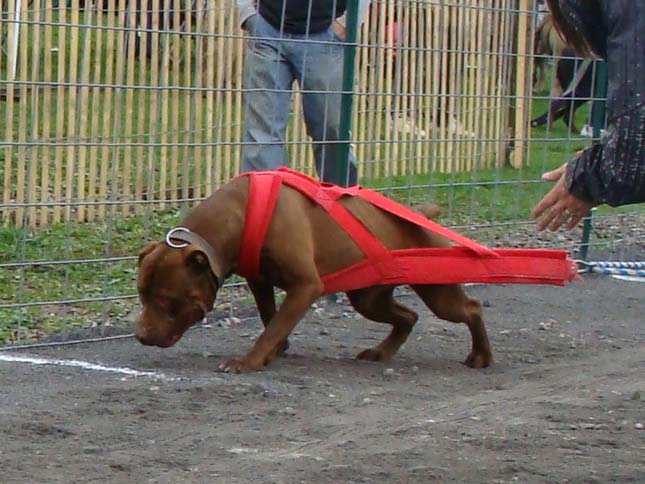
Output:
[635, 423, 643, 430]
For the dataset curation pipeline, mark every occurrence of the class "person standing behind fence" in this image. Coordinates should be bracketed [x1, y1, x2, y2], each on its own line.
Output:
[237, 0, 370, 186]
[532, 0, 645, 231]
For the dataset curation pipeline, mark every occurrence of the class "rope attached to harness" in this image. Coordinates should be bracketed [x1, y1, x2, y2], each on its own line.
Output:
[237, 168, 578, 294]
[578, 261, 645, 278]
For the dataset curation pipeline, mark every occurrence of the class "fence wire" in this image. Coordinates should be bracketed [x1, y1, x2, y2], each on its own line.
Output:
[0, 0, 642, 345]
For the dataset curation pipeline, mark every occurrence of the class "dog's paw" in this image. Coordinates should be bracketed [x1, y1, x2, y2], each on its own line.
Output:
[356, 348, 387, 362]
[464, 351, 493, 369]
[218, 357, 262, 373]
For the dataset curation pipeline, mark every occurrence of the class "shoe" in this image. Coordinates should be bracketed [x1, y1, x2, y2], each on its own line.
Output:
[448, 117, 475, 138]
[393, 116, 428, 137]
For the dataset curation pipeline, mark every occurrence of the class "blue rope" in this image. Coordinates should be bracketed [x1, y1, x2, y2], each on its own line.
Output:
[578, 261, 645, 277]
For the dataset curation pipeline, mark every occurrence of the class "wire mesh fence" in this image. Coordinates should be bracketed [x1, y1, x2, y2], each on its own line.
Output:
[1, 0, 643, 345]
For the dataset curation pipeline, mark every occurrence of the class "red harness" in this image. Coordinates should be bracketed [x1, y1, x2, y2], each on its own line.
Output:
[237, 168, 577, 294]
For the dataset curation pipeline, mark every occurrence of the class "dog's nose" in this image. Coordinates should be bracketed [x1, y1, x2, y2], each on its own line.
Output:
[134, 325, 153, 346]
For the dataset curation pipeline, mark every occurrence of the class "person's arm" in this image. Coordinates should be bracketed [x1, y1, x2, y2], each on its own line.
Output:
[532, 105, 645, 231]
[237, 0, 257, 30]
[566, 105, 645, 207]
[334, 0, 371, 40]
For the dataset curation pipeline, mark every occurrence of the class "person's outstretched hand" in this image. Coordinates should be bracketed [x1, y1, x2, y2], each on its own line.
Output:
[532, 162, 595, 231]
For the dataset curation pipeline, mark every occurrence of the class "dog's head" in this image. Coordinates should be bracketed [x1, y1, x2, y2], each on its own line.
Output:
[134, 241, 219, 348]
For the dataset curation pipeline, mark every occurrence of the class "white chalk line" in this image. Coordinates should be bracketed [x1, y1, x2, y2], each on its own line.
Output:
[611, 275, 645, 284]
[0, 353, 182, 382]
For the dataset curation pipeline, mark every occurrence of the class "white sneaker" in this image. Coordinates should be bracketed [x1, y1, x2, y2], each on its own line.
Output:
[393, 116, 427, 137]
[448, 117, 475, 138]
[579, 125, 607, 138]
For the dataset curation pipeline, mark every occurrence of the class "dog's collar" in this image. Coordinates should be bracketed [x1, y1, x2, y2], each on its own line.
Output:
[165, 227, 223, 287]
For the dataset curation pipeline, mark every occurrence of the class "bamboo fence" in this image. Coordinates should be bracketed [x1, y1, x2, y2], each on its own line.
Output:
[1, 0, 533, 227]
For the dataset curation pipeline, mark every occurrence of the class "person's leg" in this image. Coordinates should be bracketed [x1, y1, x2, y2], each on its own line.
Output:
[241, 15, 295, 173]
[292, 28, 358, 185]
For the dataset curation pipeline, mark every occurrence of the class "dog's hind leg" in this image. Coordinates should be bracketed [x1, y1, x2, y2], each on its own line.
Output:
[347, 286, 418, 362]
[248, 281, 289, 356]
[412, 284, 492, 369]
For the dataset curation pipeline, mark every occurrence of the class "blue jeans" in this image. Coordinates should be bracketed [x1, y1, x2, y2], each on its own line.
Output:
[240, 14, 358, 185]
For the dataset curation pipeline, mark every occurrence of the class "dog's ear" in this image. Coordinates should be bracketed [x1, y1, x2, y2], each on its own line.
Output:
[186, 248, 210, 273]
[138, 242, 158, 266]
[186, 248, 220, 290]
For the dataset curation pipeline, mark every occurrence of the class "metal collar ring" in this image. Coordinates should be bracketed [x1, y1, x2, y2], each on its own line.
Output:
[165, 227, 191, 248]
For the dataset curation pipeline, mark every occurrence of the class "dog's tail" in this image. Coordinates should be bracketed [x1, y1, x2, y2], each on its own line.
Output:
[416, 203, 442, 220]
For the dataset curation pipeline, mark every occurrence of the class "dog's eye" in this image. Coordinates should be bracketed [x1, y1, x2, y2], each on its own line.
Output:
[157, 296, 180, 316]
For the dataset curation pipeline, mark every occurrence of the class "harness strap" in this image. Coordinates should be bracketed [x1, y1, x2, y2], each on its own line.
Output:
[322, 248, 576, 294]
[234, 168, 576, 291]
[355, 189, 498, 257]
[237, 172, 283, 281]
[277, 170, 405, 279]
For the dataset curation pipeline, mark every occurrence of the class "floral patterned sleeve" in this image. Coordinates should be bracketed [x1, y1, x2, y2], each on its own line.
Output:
[565, 103, 645, 207]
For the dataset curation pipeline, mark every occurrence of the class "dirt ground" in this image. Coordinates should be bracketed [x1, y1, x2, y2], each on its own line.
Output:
[1, 275, 644, 483]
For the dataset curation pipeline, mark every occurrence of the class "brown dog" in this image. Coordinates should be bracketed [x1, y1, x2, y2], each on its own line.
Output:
[135, 175, 492, 373]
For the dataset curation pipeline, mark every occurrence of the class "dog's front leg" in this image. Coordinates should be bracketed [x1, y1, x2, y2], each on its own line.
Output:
[219, 280, 323, 373]
[248, 281, 289, 355]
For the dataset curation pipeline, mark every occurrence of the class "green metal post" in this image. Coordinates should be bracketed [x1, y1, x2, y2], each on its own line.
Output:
[334, 1, 359, 187]
[327, 3, 359, 304]
[580, 208, 595, 261]
[578, 62, 607, 260]
[591, 61, 608, 139]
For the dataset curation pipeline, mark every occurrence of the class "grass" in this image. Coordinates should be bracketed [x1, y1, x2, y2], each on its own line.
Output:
[0, 206, 184, 342]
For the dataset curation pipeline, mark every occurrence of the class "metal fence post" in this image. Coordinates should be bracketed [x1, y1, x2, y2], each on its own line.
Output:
[334, 1, 359, 187]
[579, 61, 607, 261]
[592, 61, 608, 139]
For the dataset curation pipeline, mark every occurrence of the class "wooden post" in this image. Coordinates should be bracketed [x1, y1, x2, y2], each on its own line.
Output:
[159, 0, 172, 208]
[87, 0, 105, 222]
[170, 0, 182, 202]
[233, 10, 244, 177]
[147, 0, 161, 204]
[182, 0, 193, 206]
[76, 3, 94, 222]
[40, 0, 54, 226]
[15, 0, 29, 225]
[134, 0, 150, 213]
[512, 0, 532, 168]
[204, 0, 216, 193]
[63, 0, 80, 221]
[1, 0, 14, 224]
[372, 0, 387, 178]
[28, 1, 43, 227]
[98, 0, 118, 219]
